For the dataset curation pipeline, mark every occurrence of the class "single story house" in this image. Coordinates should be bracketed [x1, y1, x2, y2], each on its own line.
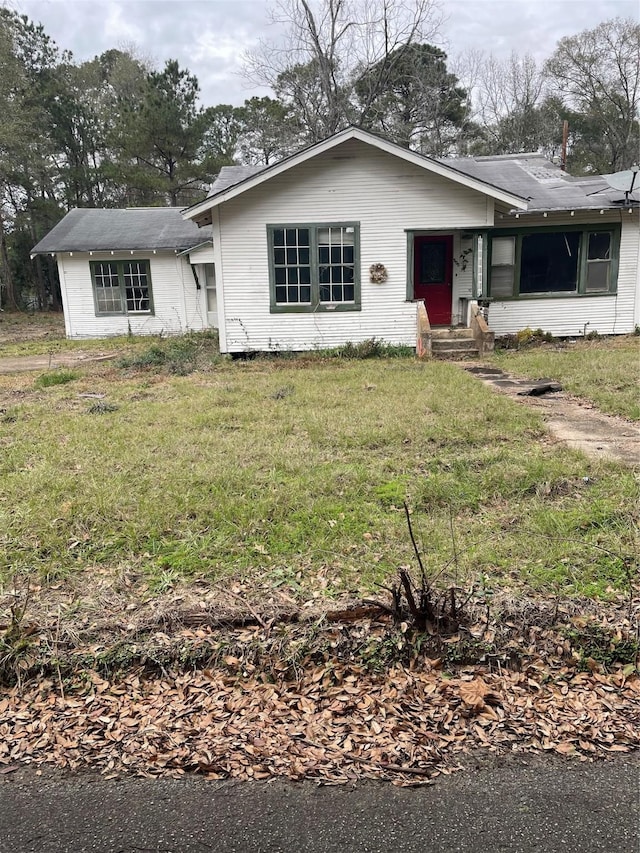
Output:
[30, 207, 216, 339]
[32, 127, 639, 352]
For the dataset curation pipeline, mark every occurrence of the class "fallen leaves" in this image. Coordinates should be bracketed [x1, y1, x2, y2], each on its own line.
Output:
[458, 677, 501, 713]
[0, 661, 638, 785]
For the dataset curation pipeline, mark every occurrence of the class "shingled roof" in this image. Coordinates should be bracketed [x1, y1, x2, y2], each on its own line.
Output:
[201, 147, 638, 216]
[438, 153, 639, 213]
[31, 207, 209, 255]
[208, 165, 264, 196]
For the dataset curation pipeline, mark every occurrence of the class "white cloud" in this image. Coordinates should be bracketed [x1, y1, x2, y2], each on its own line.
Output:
[103, 1, 145, 46]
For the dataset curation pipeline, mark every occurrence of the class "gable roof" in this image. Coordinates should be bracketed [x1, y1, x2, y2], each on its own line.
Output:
[438, 153, 640, 214]
[31, 207, 210, 255]
[183, 127, 529, 224]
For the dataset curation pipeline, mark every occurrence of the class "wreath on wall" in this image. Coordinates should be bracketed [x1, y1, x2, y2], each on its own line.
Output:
[369, 262, 388, 283]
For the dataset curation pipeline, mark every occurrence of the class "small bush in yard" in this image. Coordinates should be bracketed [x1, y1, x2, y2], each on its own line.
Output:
[118, 331, 221, 374]
[496, 327, 554, 350]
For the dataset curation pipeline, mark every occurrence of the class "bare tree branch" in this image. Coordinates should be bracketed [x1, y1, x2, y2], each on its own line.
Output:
[243, 0, 444, 141]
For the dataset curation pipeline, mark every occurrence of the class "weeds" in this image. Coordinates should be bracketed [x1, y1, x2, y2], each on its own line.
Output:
[316, 338, 414, 359]
[495, 327, 555, 351]
[117, 331, 221, 374]
[563, 623, 639, 672]
[0, 577, 38, 686]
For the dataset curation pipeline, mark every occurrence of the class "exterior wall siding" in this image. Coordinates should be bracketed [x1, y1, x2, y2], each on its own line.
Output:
[486, 212, 639, 337]
[217, 139, 496, 352]
[57, 251, 207, 339]
[188, 245, 215, 264]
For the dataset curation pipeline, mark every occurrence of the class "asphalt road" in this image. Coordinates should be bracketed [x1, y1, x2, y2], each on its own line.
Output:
[1, 757, 638, 853]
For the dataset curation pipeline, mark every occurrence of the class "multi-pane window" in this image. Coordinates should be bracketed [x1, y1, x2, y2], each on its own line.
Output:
[92, 262, 122, 313]
[272, 228, 312, 305]
[586, 233, 612, 292]
[318, 227, 355, 303]
[204, 263, 216, 313]
[123, 262, 151, 312]
[488, 228, 619, 299]
[90, 260, 153, 315]
[489, 236, 516, 298]
[269, 223, 360, 312]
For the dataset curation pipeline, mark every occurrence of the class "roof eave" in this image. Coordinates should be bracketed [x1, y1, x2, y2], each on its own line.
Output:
[31, 244, 195, 256]
[176, 239, 214, 257]
[504, 203, 639, 216]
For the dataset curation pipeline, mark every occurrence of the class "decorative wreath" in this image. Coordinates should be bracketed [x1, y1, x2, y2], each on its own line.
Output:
[369, 262, 388, 284]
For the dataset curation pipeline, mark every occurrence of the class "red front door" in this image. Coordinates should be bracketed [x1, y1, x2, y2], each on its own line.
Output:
[413, 235, 453, 325]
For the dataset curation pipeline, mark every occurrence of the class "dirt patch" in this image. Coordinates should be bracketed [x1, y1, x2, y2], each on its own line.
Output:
[0, 311, 65, 343]
[0, 352, 117, 374]
[467, 365, 640, 466]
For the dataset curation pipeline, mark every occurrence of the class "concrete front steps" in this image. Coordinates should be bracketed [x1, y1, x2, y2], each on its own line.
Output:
[430, 327, 480, 360]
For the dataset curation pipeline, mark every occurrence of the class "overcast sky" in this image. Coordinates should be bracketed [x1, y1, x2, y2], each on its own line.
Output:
[11, 0, 640, 105]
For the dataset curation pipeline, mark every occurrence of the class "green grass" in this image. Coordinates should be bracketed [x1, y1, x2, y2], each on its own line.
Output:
[492, 335, 640, 420]
[34, 369, 80, 388]
[1, 356, 637, 604]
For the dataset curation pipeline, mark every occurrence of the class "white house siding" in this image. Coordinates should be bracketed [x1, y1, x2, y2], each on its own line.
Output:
[486, 210, 640, 337]
[187, 245, 214, 264]
[58, 251, 207, 339]
[217, 138, 496, 352]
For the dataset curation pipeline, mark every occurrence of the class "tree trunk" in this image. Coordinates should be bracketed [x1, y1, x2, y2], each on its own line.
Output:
[0, 206, 19, 311]
[29, 218, 48, 310]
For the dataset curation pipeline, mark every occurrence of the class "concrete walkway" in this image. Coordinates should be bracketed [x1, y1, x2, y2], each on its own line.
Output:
[466, 365, 640, 467]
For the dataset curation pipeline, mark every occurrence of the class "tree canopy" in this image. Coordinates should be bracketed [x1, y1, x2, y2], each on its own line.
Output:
[1, 3, 637, 311]
[545, 17, 640, 173]
[355, 43, 472, 155]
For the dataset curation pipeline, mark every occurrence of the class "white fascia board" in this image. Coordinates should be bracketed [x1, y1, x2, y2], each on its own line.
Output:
[183, 128, 529, 221]
[176, 239, 213, 257]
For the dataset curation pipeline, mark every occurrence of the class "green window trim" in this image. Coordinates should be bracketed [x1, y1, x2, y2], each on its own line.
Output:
[487, 224, 621, 300]
[267, 222, 361, 313]
[90, 259, 155, 317]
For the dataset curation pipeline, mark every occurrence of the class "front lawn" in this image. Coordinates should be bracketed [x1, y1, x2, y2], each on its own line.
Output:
[492, 334, 640, 420]
[1, 353, 636, 606]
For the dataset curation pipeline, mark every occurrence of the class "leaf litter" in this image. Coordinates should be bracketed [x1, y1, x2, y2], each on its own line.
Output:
[0, 613, 639, 786]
